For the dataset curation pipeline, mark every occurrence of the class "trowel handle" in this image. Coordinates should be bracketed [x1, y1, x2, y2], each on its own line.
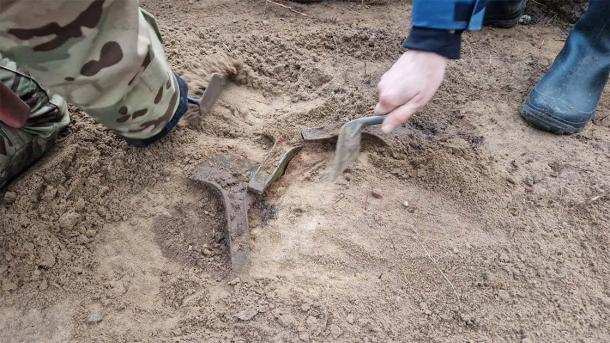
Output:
[360, 115, 386, 127]
[187, 96, 200, 105]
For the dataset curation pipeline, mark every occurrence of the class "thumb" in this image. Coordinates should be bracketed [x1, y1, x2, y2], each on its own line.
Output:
[373, 89, 402, 115]
[381, 102, 419, 133]
[373, 100, 393, 116]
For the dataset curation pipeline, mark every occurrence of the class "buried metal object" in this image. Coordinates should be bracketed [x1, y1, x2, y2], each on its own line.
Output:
[191, 155, 253, 276]
[248, 137, 302, 195]
[190, 138, 301, 275]
[301, 121, 389, 144]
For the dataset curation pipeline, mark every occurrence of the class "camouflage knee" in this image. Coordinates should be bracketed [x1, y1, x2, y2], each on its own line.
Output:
[0, 1, 180, 140]
[0, 58, 70, 188]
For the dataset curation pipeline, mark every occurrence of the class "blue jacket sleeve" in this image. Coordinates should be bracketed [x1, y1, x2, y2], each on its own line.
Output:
[404, 28, 463, 59]
[411, 0, 488, 31]
[404, 0, 488, 59]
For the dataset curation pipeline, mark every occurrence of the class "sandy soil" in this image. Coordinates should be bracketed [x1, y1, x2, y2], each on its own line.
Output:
[1, 1, 609, 342]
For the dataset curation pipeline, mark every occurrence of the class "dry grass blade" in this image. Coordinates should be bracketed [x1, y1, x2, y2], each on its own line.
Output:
[265, 0, 310, 17]
[412, 227, 463, 311]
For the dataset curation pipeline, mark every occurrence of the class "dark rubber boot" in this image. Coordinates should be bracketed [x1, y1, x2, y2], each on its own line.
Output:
[125, 73, 189, 147]
[521, 1, 610, 134]
[484, 0, 528, 28]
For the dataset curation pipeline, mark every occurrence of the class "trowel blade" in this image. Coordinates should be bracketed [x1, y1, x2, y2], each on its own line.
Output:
[331, 121, 364, 180]
[330, 115, 386, 179]
[198, 73, 227, 115]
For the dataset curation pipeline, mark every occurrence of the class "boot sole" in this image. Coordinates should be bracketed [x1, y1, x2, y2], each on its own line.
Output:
[484, 16, 522, 28]
[521, 98, 588, 134]
[484, 1, 527, 28]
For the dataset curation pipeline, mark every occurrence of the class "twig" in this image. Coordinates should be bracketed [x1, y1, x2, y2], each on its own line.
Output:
[331, 33, 340, 61]
[590, 194, 607, 203]
[265, 0, 310, 17]
[412, 227, 462, 310]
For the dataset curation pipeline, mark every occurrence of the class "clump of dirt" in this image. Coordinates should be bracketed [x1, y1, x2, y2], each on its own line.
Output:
[180, 52, 251, 93]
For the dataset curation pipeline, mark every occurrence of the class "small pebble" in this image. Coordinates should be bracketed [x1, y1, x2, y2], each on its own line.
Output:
[329, 324, 343, 338]
[306, 315, 318, 327]
[276, 312, 295, 328]
[86, 308, 103, 324]
[419, 302, 432, 316]
[498, 290, 511, 302]
[401, 201, 409, 208]
[2, 279, 17, 292]
[346, 313, 355, 324]
[499, 253, 511, 263]
[371, 189, 383, 199]
[235, 307, 258, 321]
[202, 247, 214, 257]
[59, 212, 80, 230]
[228, 277, 241, 286]
[37, 248, 56, 268]
[3, 191, 17, 204]
[601, 296, 610, 309]
[214, 231, 225, 243]
[519, 14, 532, 25]
[298, 331, 309, 342]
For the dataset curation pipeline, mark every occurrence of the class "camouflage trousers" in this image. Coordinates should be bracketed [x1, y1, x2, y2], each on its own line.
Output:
[0, 0, 179, 188]
[0, 58, 70, 188]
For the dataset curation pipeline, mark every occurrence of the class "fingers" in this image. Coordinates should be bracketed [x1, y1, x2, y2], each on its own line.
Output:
[381, 101, 420, 133]
[373, 49, 447, 132]
[373, 101, 389, 115]
[373, 89, 398, 115]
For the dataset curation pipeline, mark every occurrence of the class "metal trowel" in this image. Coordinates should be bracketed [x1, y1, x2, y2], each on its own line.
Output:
[187, 73, 227, 115]
[331, 115, 386, 179]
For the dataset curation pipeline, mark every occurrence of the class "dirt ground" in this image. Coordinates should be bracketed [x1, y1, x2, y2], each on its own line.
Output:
[1, 1, 609, 342]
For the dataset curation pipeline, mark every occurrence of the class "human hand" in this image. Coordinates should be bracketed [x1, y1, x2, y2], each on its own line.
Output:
[374, 50, 448, 133]
[0, 82, 30, 129]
